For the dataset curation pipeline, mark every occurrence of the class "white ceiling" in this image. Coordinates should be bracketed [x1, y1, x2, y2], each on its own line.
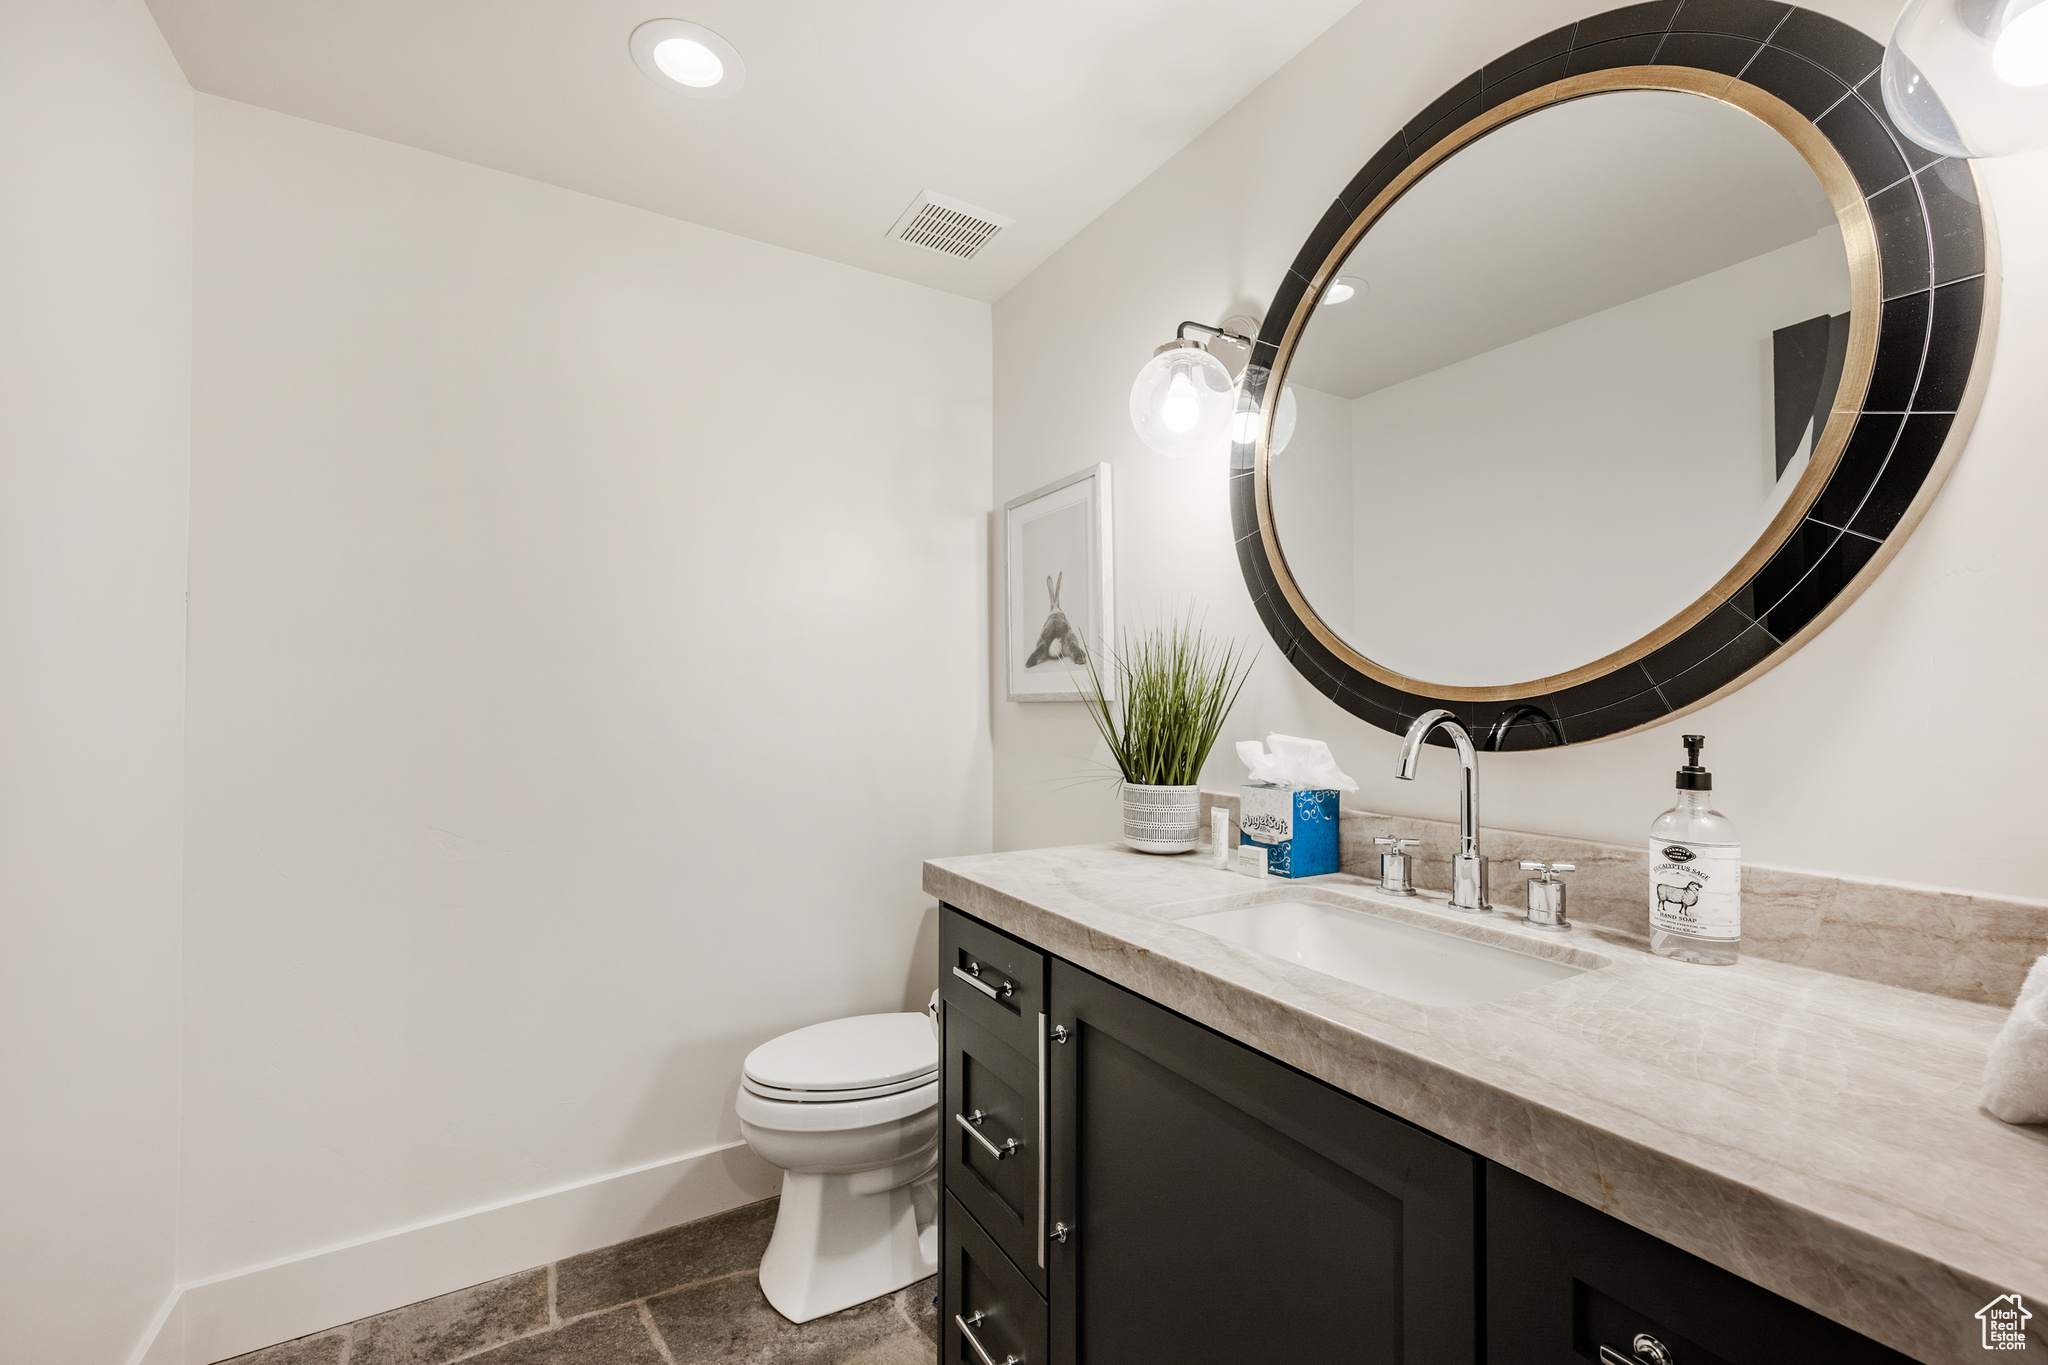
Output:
[145, 0, 1361, 302]
[1288, 90, 1845, 399]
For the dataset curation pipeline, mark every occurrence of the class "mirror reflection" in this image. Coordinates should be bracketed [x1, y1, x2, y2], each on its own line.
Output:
[1271, 89, 1852, 688]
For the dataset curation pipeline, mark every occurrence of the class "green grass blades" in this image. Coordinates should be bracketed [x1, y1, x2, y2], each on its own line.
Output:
[1078, 614, 1255, 787]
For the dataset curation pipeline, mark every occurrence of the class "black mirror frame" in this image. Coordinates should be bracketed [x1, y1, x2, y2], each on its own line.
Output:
[1229, 1, 1996, 749]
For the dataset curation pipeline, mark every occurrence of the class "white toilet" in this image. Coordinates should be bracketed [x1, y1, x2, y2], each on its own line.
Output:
[736, 1012, 940, 1323]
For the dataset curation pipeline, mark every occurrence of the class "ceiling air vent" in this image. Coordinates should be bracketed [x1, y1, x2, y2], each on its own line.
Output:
[887, 191, 1012, 260]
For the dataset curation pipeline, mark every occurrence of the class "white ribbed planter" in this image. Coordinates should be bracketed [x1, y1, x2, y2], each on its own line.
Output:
[1122, 783, 1201, 854]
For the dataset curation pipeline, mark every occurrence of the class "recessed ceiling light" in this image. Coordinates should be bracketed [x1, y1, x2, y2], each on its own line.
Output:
[1321, 277, 1367, 306]
[655, 38, 722, 87]
[629, 19, 745, 100]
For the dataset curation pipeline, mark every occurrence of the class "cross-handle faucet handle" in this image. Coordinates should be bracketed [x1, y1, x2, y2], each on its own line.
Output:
[1518, 860, 1576, 882]
[1374, 836, 1421, 897]
[1519, 861, 1575, 931]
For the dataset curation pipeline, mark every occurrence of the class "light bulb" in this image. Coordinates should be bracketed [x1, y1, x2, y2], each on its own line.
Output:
[653, 37, 724, 87]
[1160, 369, 1201, 433]
[1271, 385, 1297, 454]
[629, 20, 746, 100]
[1995, 3, 2048, 85]
[1321, 281, 1356, 306]
[1228, 385, 1298, 454]
[1884, 0, 2048, 157]
[1128, 343, 1235, 456]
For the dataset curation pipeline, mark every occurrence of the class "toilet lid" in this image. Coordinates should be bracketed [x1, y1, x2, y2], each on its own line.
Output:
[742, 1012, 937, 1097]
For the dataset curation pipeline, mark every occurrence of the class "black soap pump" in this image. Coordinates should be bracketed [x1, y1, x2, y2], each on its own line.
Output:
[1648, 734, 1742, 965]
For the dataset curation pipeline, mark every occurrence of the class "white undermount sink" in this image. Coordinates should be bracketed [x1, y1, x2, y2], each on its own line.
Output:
[1179, 898, 1589, 1007]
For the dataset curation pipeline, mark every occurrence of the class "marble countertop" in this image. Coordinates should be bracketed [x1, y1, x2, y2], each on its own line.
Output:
[924, 843, 2048, 1364]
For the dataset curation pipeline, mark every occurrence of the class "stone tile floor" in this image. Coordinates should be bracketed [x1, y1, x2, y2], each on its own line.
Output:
[217, 1199, 937, 1365]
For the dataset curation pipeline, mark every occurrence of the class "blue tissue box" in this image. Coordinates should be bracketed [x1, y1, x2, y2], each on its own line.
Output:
[1239, 785, 1340, 878]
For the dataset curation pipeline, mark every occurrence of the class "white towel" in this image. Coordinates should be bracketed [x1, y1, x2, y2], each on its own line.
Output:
[1982, 952, 2048, 1124]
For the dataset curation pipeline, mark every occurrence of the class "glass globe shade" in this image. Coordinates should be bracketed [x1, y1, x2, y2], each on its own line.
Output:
[1228, 384, 1298, 454]
[1129, 344, 1235, 457]
[1884, 0, 2048, 158]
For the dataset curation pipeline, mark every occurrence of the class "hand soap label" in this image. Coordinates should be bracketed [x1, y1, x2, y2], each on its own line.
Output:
[1649, 841, 1741, 940]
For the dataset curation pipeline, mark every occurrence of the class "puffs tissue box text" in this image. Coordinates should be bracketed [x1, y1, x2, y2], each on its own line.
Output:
[1236, 736, 1358, 879]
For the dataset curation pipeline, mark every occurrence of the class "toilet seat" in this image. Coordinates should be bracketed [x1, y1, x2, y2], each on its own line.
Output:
[742, 1071, 934, 1103]
[737, 1077, 938, 1130]
[742, 1012, 937, 1103]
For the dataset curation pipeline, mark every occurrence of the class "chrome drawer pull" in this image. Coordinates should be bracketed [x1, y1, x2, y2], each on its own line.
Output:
[956, 1311, 1020, 1365]
[952, 962, 1014, 1000]
[1599, 1335, 1673, 1365]
[955, 1109, 1022, 1160]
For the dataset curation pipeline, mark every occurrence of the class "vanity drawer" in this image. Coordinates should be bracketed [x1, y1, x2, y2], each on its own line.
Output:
[1484, 1163, 1914, 1364]
[943, 1003, 1045, 1293]
[940, 905, 1046, 1057]
[944, 1190, 1047, 1365]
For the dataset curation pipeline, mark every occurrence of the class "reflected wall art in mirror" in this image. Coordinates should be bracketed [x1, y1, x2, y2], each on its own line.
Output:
[1230, 3, 1997, 747]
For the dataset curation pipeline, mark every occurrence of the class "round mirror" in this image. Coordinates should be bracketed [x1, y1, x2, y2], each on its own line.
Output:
[1234, 19, 1994, 747]
[1275, 90, 1853, 687]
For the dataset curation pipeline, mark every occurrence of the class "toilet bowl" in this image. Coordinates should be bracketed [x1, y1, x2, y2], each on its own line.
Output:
[737, 1012, 939, 1323]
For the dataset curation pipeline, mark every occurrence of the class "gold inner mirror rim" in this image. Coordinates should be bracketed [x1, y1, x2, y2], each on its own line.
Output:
[1254, 66, 1882, 705]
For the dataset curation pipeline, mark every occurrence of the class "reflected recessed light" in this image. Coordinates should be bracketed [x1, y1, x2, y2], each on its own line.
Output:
[630, 19, 745, 100]
[1321, 277, 1367, 306]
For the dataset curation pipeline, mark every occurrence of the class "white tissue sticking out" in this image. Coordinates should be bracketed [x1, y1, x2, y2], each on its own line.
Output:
[1236, 734, 1359, 792]
[1982, 952, 2048, 1125]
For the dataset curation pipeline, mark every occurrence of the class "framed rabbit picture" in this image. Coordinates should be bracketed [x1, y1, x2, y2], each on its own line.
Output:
[1004, 464, 1113, 702]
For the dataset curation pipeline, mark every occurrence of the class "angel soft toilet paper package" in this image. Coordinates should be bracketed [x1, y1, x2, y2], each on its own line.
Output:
[1236, 736, 1357, 878]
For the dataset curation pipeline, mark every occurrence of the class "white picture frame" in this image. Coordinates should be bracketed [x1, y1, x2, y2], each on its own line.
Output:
[1005, 464, 1114, 702]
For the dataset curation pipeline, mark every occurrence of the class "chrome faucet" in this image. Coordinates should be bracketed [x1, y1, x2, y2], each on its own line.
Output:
[1395, 709, 1489, 911]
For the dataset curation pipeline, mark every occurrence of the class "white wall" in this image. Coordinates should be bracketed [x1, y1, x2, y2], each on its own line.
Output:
[185, 95, 991, 1286]
[992, 0, 2048, 901]
[0, 2, 192, 1362]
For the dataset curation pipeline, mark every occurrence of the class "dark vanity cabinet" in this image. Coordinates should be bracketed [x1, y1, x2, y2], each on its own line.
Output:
[940, 908, 1051, 1365]
[940, 907, 1048, 1297]
[1484, 1163, 1914, 1365]
[1045, 956, 1479, 1364]
[939, 906, 1475, 1365]
[938, 907, 1909, 1365]
[942, 1188, 1048, 1365]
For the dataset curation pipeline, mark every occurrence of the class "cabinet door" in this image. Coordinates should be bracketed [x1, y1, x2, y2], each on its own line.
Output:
[943, 1004, 1045, 1294]
[1047, 959, 1479, 1365]
[944, 1191, 1048, 1365]
[1484, 1162, 1915, 1364]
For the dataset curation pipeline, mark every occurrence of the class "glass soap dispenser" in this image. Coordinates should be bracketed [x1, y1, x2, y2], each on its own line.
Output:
[1649, 734, 1741, 965]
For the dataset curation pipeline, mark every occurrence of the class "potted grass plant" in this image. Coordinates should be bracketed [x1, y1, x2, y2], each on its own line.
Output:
[1079, 614, 1255, 854]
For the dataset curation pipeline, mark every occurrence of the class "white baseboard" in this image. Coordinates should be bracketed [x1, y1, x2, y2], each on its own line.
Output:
[129, 1141, 781, 1365]
[130, 1292, 184, 1365]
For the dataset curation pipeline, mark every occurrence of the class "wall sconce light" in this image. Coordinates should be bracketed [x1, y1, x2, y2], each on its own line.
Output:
[1128, 321, 1246, 457]
[1229, 385, 1297, 455]
[1884, 0, 2048, 157]
[1129, 317, 1299, 458]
